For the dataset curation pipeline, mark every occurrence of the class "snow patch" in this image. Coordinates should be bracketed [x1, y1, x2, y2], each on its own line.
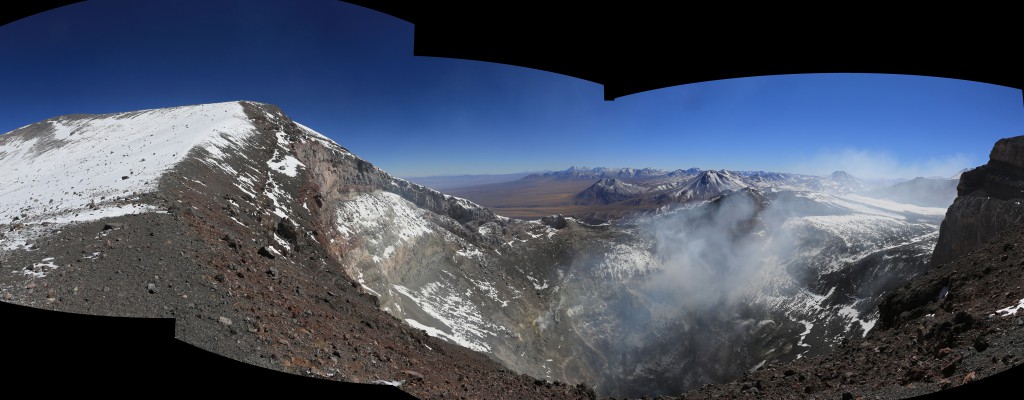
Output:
[837, 303, 877, 337]
[267, 131, 305, 177]
[526, 275, 548, 290]
[393, 283, 497, 353]
[335, 191, 433, 244]
[22, 257, 60, 278]
[456, 247, 483, 260]
[0, 102, 257, 248]
[467, 277, 508, 307]
[595, 243, 660, 279]
[994, 297, 1024, 317]
[795, 320, 814, 358]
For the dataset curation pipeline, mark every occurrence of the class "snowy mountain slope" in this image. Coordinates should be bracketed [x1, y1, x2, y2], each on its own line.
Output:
[0, 101, 599, 400]
[0, 102, 265, 251]
[0, 102, 253, 222]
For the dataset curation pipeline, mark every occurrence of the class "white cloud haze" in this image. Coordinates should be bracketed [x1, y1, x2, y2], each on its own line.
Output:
[786, 148, 975, 180]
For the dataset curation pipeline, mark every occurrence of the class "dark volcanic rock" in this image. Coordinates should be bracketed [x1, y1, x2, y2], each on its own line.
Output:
[573, 178, 645, 205]
[541, 214, 568, 229]
[103, 223, 123, 231]
[276, 217, 300, 243]
[932, 136, 1024, 266]
[257, 246, 276, 259]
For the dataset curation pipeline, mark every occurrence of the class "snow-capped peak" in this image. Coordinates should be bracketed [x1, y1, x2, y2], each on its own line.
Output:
[819, 170, 864, 194]
[673, 170, 750, 200]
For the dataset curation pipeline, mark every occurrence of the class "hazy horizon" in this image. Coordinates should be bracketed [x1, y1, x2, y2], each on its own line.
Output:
[401, 165, 968, 181]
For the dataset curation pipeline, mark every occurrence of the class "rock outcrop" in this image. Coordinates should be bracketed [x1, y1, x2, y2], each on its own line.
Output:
[573, 178, 645, 205]
[932, 136, 1024, 266]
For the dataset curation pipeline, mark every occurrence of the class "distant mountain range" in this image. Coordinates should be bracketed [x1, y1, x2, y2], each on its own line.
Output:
[413, 166, 962, 210]
[526, 166, 957, 211]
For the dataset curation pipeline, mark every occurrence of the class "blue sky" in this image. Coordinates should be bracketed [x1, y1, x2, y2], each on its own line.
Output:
[2, 0, 1022, 179]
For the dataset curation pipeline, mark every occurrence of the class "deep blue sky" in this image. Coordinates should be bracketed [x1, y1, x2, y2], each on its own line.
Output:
[2, 0, 1022, 179]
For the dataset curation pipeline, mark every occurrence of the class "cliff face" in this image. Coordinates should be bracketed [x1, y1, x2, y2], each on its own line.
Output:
[931, 136, 1024, 266]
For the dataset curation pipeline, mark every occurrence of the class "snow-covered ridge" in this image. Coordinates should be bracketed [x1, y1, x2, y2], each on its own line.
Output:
[0, 101, 255, 229]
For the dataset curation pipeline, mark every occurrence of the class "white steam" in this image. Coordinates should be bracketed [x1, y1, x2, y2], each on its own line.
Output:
[642, 191, 800, 314]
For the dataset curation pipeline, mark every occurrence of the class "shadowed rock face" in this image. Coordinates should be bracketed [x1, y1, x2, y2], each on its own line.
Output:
[932, 136, 1024, 266]
[574, 178, 645, 205]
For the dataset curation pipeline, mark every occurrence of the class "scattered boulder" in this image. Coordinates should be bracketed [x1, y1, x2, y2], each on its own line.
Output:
[276, 217, 300, 241]
[218, 316, 233, 326]
[962, 370, 976, 385]
[102, 222, 123, 231]
[541, 214, 568, 229]
[940, 355, 962, 377]
[257, 246, 276, 259]
[222, 234, 239, 249]
[973, 335, 990, 352]
[146, 283, 157, 294]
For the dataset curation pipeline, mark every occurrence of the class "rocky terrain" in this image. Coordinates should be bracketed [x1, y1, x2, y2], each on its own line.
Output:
[932, 136, 1024, 266]
[668, 224, 1024, 399]
[669, 134, 1024, 399]
[0, 101, 594, 399]
[0, 100, 1000, 399]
